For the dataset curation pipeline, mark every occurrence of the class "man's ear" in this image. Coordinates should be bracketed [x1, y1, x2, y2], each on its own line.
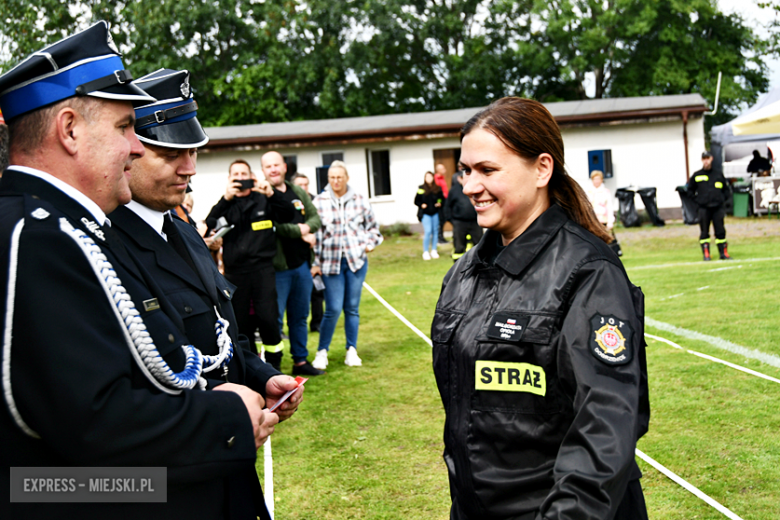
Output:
[536, 153, 554, 188]
[54, 107, 82, 156]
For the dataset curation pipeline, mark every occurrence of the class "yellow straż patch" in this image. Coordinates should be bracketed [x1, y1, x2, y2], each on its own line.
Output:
[252, 220, 273, 231]
[475, 360, 546, 396]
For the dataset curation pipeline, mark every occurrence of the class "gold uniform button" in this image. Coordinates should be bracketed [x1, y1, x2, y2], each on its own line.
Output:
[168, 334, 175, 343]
[226, 436, 235, 448]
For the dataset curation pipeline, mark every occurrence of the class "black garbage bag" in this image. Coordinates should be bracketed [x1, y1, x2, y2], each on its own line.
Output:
[637, 187, 665, 226]
[676, 185, 699, 225]
[615, 188, 640, 227]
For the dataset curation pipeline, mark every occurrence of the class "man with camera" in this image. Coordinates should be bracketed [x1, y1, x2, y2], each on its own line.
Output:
[206, 159, 296, 368]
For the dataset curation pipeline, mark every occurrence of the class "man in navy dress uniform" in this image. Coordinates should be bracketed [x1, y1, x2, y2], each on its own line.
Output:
[107, 67, 304, 518]
[0, 22, 287, 520]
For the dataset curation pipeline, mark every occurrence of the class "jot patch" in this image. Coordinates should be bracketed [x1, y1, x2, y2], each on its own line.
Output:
[589, 313, 633, 365]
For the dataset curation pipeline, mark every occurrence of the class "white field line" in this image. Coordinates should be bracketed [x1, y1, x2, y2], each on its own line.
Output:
[635, 450, 744, 520]
[362, 282, 432, 347]
[645, 333, 780, 385]
[626, 256, 780, 271]
[363, 282, 741, 518]
[260, 344, 275, 517]
[646, 318, 780, 369]
[707, 265, 743, 272]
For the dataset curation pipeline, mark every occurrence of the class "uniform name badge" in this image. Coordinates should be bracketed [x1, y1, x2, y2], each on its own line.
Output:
[589, 313, 633, 366]
[143, 298, 160, 312]
[251, 220, 273, 231]
[486, 312, 529, 342]
[475, 360, 546, 396]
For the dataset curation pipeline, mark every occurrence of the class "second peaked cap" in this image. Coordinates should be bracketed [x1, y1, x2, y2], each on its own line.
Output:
[133, 69, 209, 149]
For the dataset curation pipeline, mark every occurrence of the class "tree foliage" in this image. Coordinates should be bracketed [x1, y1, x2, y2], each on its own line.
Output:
[0, 0, 770, 126]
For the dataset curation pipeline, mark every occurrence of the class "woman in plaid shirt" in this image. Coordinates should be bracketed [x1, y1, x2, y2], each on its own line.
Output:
[310, 161, 383, 369]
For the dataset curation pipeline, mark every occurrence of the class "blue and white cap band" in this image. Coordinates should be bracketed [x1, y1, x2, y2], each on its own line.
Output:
[0, 21, 154, 121]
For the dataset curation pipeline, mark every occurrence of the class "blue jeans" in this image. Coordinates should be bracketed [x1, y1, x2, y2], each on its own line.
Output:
[422, 213, 439, 253]
[276, 262, 313, 363]
[318, 257, 368, 352]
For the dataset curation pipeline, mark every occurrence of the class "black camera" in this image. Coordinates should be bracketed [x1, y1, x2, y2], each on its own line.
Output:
[236, 179, 255, 190]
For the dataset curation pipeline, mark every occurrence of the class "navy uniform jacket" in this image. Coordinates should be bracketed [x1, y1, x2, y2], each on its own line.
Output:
[110, 205, 279, 389]
[0, 170, 259, 520]
[109, 205, 279, 519]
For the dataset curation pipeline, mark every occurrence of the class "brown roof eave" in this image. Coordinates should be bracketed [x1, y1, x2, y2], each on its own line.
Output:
[555, 105, 707, 125]
[205, 123, 465, 150]
[203, 105, 708, 151]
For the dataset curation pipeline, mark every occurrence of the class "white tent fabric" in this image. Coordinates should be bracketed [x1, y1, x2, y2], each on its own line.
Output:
[711, 88, 780, 163]
[732, 99, 780, 135]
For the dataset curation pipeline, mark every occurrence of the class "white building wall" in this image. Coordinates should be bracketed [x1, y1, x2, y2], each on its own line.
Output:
[190, 138, 461, 225]
[190, 116, 704, 225]
[562, 117, 705, 211]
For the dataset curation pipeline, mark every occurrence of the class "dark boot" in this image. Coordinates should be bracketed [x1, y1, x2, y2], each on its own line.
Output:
[701, 242, 711, 261]
[717, 242, 732, 260]
[265, 351, 283, 372]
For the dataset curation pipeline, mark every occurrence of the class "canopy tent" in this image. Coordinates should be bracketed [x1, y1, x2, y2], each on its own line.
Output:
[732, 99, 780, 135]
[711, 88, 780, 166]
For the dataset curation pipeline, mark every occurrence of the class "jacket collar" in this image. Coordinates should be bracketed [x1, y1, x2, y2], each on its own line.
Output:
[0, 168, 151, 290]
[326, 183, 354, 203]
[5, 165, 107, 224]
[110, 205, 208, 295]
[465, 203, 569, 276]
[125, 199, 166, 238]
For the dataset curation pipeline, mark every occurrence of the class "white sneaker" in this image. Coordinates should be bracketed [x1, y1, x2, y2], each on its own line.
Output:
[344, 347, 362, 367]
[312, 349, 329, 370]
[422, 251, 431, 261]
[430, 250, 439, 259]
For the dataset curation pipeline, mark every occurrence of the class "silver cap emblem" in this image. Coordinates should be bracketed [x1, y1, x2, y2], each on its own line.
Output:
[31, 208, 50, 220]
[180, 82, 191, 98]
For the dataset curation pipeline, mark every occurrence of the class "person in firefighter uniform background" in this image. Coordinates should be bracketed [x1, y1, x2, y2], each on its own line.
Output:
[432, 97, 650, 520]
[687, 151, 732, 261]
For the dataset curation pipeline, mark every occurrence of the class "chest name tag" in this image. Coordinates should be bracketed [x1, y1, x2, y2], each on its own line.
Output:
[486, 313, 530, 342]
[143, 298, 160, 312]
[475, 360, 546, 396]
[252, 220, 273, 231]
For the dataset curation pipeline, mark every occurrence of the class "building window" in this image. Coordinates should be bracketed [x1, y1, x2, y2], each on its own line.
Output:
[283, 154, 297, 181]
[317, 152, 344, 192]
[367, 149, 391, 197]
[321, 152, 344, 166]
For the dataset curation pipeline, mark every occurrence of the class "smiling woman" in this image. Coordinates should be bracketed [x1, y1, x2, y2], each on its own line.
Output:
[433, 97, 650, 520]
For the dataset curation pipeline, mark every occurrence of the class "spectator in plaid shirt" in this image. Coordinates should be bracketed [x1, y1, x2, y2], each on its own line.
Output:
[310, 161, 383, 369]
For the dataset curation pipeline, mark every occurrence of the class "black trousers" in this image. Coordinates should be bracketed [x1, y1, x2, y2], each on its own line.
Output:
[698, 205, 726, 241]
[452, 219, 483, 257]
[310, 286, 324, 331]
[438, 206, 447, 241]
[449, 478, 647, 520]
[225, 262, 281, 352]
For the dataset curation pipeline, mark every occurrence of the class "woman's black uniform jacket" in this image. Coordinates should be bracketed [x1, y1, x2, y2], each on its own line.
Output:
[432, 204, 649, 520]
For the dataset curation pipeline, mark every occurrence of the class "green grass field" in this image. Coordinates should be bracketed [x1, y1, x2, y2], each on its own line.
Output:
[264, 217, 780, 520]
